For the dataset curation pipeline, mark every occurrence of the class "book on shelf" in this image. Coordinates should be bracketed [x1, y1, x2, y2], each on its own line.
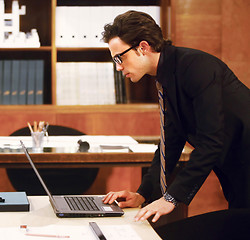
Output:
[19, 60, 28, 105]
[113, 65, 127, 104]
[27, 60, 36, 105]
[56, 62, 124, 105]
[55, 5, 160, 48]
[10, 60, 20, 105]
[2, 60, 11, 105]
[35, 60, 44, 105]
[0, 60, 44, 105]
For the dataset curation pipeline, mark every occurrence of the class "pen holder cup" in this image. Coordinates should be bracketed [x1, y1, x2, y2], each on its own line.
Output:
[31, 132, 45, 152]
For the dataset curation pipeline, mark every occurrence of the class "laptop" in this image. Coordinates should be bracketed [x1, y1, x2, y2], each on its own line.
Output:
[20, 140, 124, 218]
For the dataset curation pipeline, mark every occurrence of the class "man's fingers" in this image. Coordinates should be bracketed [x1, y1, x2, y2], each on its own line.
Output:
[103, 192, 116, 204]
[117, 201, 128, 208]
[135, 209, 162, 222]
[152, 212, 161, 222]
[118, 198, 134, 208]
[103, 191, 128, 204]
[135, 208, 151, 221]
[140, 210, 155, 221]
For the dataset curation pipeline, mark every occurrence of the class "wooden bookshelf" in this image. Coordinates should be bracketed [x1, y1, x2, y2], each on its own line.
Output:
[0, 0, 166, 211]
[1, 0, 170, 107]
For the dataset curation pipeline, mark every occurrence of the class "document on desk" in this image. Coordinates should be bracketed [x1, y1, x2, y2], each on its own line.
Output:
[0, 224, 142, 240]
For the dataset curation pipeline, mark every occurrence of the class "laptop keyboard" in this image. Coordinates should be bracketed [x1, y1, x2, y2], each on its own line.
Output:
[65, 196, 100, 211]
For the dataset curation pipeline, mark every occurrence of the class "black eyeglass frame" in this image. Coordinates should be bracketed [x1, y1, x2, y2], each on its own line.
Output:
[113, 45, 138, 65]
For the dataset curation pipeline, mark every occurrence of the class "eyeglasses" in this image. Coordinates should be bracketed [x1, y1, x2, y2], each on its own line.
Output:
[113, 45, 137, 65]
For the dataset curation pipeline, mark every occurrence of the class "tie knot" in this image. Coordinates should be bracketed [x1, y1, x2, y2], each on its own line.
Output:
[156, 81, 163, 92]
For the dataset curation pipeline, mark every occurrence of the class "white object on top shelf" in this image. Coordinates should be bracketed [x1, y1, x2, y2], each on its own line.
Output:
[0, 0, 40, 48]
[55, 6, 160, 48]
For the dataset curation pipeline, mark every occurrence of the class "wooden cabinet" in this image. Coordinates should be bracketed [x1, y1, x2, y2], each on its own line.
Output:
[0, 104, 160, 136]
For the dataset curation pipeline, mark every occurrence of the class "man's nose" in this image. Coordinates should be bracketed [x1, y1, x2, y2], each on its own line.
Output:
[116, 63, 124, 71]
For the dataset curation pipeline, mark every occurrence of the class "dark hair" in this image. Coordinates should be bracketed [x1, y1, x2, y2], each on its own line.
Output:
[102, 10, 165, 52]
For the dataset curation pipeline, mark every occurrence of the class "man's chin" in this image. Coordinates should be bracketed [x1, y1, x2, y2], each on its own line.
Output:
[129, 76, 141, 83]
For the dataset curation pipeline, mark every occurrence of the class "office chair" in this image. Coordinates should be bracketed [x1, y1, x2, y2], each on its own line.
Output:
[6, 125, 99, 195]
[155, 208, 250, 240]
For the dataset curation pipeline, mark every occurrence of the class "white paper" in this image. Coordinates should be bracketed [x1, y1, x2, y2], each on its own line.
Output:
[0, 224, 142, 240]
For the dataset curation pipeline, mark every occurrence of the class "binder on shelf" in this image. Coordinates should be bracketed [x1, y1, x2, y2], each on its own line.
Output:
[68, 62, 79, 105]
[55, 5, 160, 48]
[35, 60, 44, 105]
[2, 60, 12, 105]
[0, 192, 30, 212]
[56, 62, 117, 105]
[56, 62, 66, 105]
[80, 6, 91, 47]
[104, 62, 116, 104]
[114, 67, 127, 104]
[113, 64, 119, 103]
[27, 60, 35, 105]
[10, 60, 20, 105]
[55, 6, 64, 47]
[19, 60, 28, 105]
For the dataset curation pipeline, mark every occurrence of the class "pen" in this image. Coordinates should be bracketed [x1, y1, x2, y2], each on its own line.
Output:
[38, 121, 45, 132]
[89, 222, 107, 240]
[25, 232, 70, 238]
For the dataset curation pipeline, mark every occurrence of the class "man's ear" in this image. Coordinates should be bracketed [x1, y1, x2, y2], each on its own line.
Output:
[138, 41, 151, 55]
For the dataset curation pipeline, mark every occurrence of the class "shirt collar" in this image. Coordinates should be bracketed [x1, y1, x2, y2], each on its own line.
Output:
[156, 42, 176, 87]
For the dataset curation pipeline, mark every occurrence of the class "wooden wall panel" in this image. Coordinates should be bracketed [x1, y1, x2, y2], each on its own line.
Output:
[56, 112, 160, 136]
[172, 0, 222, 57]
[0, 114, 56, 136]
[171, 0, 249, 216]
[221, 0, 250, 87]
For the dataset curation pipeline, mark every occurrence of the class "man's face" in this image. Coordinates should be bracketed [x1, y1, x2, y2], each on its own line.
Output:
[109, 37, 148, 83]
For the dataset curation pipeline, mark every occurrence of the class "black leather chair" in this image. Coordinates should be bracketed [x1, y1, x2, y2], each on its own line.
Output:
[6, 125, 99, 195]
[154, 208, 250, 240]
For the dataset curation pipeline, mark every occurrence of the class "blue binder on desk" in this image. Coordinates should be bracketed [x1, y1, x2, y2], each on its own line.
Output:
[0, 192, 30, 212]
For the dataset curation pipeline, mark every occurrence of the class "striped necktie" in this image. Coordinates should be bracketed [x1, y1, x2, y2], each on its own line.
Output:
[156, 81, 167, 194]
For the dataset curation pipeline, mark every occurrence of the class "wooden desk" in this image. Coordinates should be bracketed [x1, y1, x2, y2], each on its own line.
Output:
[0, 196, 162, 240]
[0, 138, 192, 224]
[0, 136, 192, 168]
[0, 148, 191, 168]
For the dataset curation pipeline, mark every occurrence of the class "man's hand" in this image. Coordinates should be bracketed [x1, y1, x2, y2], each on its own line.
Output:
[134, 197, 175, 222]
[103, 190, 145, 208]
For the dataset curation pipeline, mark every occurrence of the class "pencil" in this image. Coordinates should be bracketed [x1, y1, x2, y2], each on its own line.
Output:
[27, 122, 33, 133]
[25, 232, 70, 238]
[34, 121, 37, 132]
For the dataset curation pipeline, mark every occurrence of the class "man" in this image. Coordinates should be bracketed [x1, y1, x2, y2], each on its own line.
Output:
[101, 10, 250, 224]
